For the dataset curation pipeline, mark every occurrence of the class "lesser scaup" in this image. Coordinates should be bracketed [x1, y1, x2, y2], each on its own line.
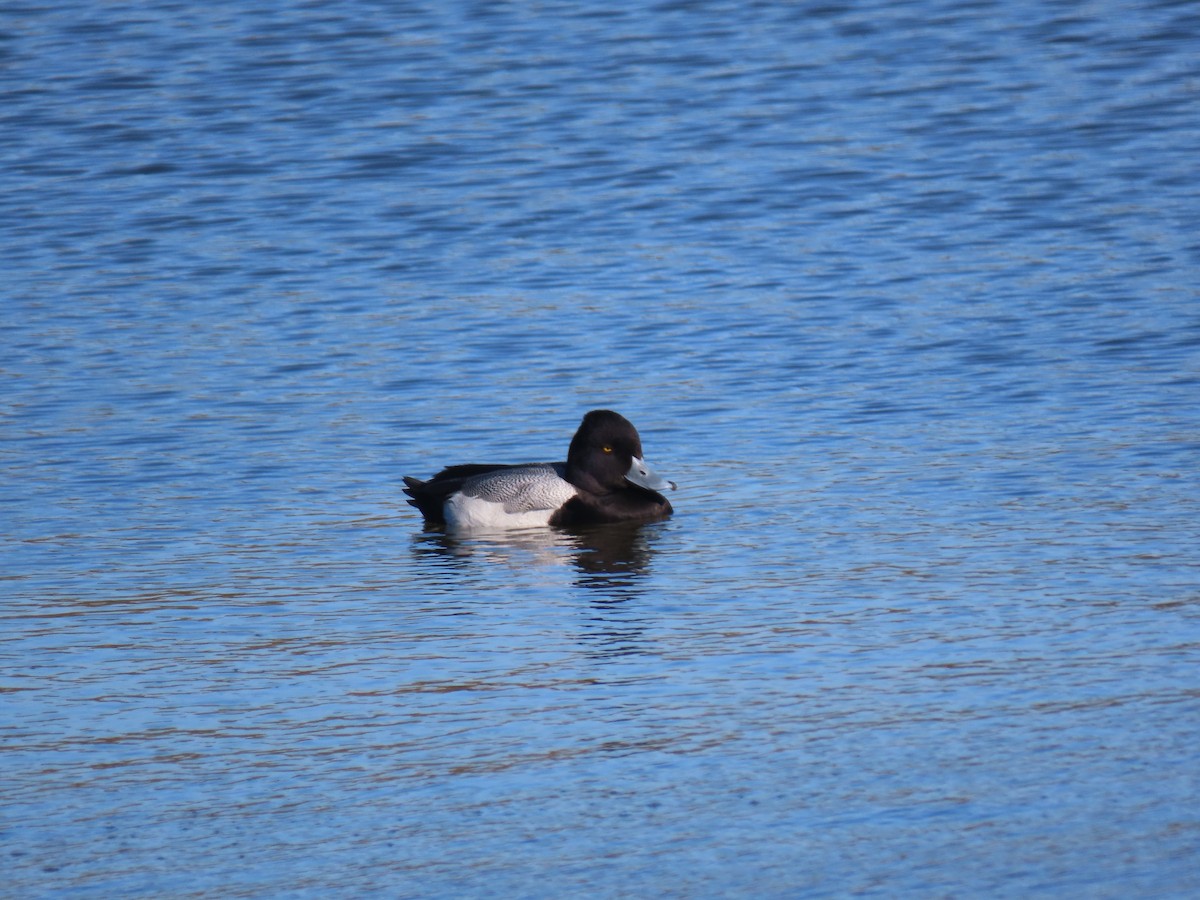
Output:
[403, 409, 676, 530]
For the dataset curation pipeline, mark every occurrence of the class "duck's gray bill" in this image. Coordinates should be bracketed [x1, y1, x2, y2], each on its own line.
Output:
[625, 456, 677, 492]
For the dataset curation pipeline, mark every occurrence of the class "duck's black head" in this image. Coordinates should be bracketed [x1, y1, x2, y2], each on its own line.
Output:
[565, 409, 674, 496]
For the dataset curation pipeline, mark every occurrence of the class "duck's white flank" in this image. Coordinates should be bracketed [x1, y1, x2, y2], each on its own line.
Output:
[444, 464, 578, 531]
[444, 493, 558, 530]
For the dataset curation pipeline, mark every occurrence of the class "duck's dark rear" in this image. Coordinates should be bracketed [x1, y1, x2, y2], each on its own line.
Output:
[402, 464, 507, 524]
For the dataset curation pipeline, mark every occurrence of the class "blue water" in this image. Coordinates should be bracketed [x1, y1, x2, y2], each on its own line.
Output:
[3, 0, 1199, 896]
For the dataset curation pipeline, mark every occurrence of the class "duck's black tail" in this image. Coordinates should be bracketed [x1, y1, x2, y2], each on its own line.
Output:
[402, 465, 507, 524]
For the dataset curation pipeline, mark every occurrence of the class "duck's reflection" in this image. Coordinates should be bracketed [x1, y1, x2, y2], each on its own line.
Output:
[410, 523, 668, 657]
[410, 521, 662, 591]
[408, 525, 672, 657]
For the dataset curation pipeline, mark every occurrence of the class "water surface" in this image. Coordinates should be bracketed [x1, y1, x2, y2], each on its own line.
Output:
[3, 0, 1199, 896]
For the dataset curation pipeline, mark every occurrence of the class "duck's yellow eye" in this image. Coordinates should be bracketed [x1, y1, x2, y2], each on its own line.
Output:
[602, 445, 613, 454]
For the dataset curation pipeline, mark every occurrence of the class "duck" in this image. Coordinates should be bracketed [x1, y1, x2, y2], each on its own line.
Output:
[403, 409, 676, 530]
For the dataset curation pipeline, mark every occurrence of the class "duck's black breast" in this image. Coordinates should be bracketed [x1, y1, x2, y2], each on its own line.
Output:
[548, 485, 673, 527]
